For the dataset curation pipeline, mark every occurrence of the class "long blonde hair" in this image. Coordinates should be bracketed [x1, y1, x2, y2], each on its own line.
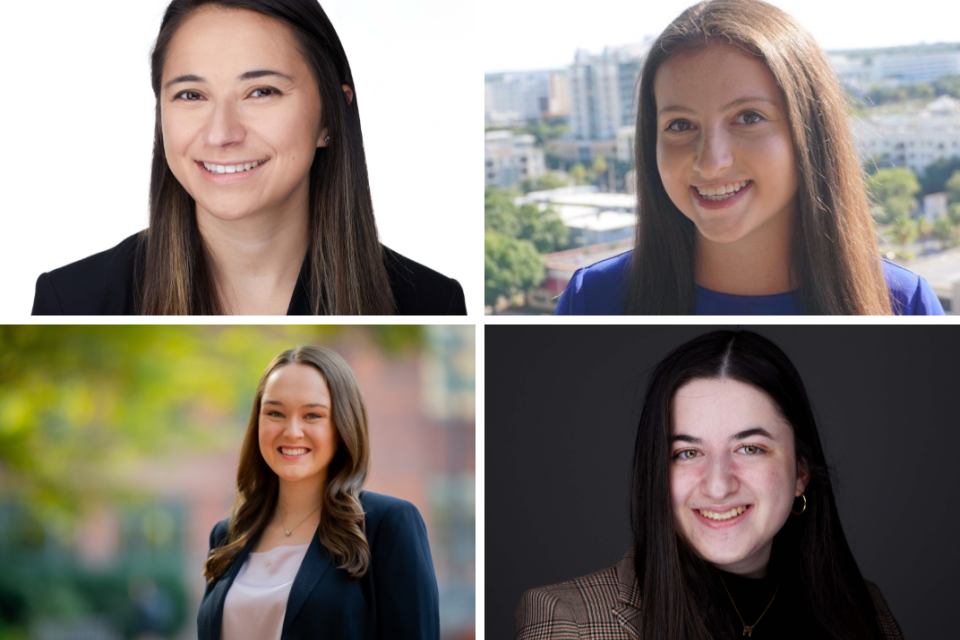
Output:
[203, 345, 371, 582]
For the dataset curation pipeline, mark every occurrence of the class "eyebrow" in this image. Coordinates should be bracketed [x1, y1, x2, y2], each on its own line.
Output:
[670, 427, 776, 445]
[658, 96, 778, 116]
[163, 69, 293, 90]
[263, 400, 329, 409]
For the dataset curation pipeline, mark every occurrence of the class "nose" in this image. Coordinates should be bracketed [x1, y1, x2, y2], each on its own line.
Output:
[203, 99, 245, 148]
[694, 126, 734, 179]
[284, 418, 305, 439]
[700, 453, 739, 501]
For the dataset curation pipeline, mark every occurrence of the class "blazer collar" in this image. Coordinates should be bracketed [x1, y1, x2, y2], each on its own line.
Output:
[612, 549, 643, 640]
[202, 523, 336, 640]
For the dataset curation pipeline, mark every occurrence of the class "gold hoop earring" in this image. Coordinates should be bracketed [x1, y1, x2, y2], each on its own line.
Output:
[791, 493, 807, 516]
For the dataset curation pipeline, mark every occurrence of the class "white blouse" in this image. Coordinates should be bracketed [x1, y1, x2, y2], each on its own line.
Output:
[221, 542, 310, 640]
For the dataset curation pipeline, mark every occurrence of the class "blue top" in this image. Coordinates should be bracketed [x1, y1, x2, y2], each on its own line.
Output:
[555, 251, 944, 315]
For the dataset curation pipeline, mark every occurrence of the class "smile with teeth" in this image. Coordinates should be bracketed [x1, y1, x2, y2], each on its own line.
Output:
[280, 447, 309, 456]
[201, 159, 268, 174]
[698, 505, 748, 521]
[696, 180, 750, 201]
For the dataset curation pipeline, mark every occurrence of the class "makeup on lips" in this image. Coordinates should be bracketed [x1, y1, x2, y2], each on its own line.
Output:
[196, 158, 269, 185]
[693, 504, 753, 529]
[278, 445, 311, 460]
[691, 179, 753, 210]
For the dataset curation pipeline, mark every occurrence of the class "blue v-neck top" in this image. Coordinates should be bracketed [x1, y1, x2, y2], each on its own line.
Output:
[554, 251, 944, 315]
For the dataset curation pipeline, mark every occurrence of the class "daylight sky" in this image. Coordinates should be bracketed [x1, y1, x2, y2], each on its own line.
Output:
[482, 0, 960, 73]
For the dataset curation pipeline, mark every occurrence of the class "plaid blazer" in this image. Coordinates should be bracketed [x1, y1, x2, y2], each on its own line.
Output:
[515, 552, 904, 639]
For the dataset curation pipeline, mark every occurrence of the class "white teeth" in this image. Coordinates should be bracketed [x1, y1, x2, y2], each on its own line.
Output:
[202, 160, 265, 174]
[699, 506, 747, 521]
[696, 180, 749, 200]
[280, 447, 308, 455]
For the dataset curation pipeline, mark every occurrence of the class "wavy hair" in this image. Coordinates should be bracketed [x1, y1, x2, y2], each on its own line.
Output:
[625, 0, 891, 314]
[203, 345, 371, 582]
[141, 0, 396, 315]
[631, 330, 884, 639]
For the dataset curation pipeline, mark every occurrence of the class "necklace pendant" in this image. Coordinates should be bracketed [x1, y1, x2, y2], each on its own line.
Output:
[743, 625, 754, 637]
[284, 530, 292, 536]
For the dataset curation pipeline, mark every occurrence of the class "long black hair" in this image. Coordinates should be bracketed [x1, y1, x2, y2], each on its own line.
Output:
[142, 0, 397, 315]
[631, 330, 883, 639]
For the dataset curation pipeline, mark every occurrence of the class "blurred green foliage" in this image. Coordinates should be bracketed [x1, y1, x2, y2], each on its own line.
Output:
[0, 325, 422, 530]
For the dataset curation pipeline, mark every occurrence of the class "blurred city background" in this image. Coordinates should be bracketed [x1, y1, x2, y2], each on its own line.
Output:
[0, 325, 475, 640]
[484, 0, 960, 314]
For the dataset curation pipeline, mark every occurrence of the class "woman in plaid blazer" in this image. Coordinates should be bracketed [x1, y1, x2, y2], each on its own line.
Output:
[516, 331, 903, 640]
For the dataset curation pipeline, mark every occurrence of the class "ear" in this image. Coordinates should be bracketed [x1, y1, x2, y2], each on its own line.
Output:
[316, 85, 355, 148]
[796, 460, 810, 495]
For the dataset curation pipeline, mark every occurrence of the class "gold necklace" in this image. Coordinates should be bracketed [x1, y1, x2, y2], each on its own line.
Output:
[279, 503, 321, 537]
[718, 573, 778, 637]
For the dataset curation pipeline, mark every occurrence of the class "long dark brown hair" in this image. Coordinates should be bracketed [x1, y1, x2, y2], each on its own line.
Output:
[631, 330, 883, 639]
[141, 0, 396, 315]
[625, 0, 892, 314]
[204, 345, 371, 583]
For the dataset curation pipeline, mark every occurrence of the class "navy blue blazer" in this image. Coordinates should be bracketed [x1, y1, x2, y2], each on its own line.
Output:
[197, 491, 440, 640]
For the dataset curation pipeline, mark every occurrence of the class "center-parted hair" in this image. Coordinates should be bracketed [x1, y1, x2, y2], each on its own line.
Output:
[142, 0, 396, 315]
[631, 330, 884, 639]
[625, 0, 892, 315]
[203, 345, 371, 583]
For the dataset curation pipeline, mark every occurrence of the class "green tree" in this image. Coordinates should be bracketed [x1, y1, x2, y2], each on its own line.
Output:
[867, 167, 920, 224]
[521, 173, 569, 193]
[945, 170, 960, 204]
[485, 188, 569, 253]
[932, 216, 956, 249]
[484, 232, 545, 308]
[889, 214, 918, 247]
[920, 155, 960, 195]
[569, 163, 587, 185]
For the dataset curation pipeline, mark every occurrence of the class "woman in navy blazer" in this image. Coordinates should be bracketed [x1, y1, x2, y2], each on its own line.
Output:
[198, 345, 439, 640]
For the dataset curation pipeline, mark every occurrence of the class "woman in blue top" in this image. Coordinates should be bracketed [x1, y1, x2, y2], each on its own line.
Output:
[556, 0, 943, 315]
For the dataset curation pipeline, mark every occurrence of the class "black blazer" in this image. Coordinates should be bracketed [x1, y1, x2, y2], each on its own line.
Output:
[32, 233, 467, 315]
[198, 491, 440, 640]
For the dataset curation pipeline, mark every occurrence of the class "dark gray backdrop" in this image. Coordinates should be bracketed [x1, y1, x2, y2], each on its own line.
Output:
[486, 325, 960, 639]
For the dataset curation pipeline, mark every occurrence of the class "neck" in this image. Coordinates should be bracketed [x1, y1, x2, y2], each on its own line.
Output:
[694, 211, 796, 296]
[196, 185, 311, 315]
[276, 475, 327, 527]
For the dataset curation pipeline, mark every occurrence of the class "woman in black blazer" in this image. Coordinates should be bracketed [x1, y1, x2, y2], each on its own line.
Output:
[32, 0, 466, 316]
[198, 345, 439, 639]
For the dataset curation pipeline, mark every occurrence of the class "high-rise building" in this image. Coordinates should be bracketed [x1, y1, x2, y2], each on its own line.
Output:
[829, 43, 960, 91]
[484, 70, 571, 125]
[485, 131, 546, 189]
[569, 43, 648, 142]
[852, 96, 960, 174]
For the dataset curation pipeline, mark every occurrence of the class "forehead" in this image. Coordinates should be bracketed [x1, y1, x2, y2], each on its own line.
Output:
[654, 41, 783, 111]
[163, 6, 305, 80]
[264, 363, 330, 398]
[672, 378, 790, 439]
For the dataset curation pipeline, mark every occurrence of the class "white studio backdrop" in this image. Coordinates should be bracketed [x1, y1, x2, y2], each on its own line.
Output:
[0, 0, 482, 318]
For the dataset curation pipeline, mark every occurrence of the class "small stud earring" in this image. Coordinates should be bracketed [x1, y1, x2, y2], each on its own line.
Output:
[324, 136, 331, 144]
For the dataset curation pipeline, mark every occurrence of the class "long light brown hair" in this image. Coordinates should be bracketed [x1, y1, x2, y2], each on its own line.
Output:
[625, 0, 892, 314]
[141, 0, 397, 315]
[203, 345, 371, 583]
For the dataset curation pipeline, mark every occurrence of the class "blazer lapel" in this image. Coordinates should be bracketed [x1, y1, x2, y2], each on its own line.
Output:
[280, 526, 335, 637]
[611, 551, 643, 640]
[201, 532, 260, 640]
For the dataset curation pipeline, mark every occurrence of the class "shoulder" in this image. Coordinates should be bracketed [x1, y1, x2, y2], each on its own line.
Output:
[881, 259, 944, 315]
[207, 518, 231, 551]
[865, 580, 904, 640]
[555, 251, 631, 315]
[360, 491, 424, 534]
[32, 233, 143, 315]
[382, 246, 466, 315]
[515, 564, 623, 638]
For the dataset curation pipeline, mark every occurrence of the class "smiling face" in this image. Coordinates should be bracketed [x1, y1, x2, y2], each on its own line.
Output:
[654, 41, 799, 247]
[670, 378, 808, 578]
[160, 6, 325, 223]
[259, 363, 339, 489]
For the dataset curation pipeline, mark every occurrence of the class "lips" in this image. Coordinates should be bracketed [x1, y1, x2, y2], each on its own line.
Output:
[693, 504, 752, 528]
[690, 180, 752, 210]
[278, 446, 310, 459]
